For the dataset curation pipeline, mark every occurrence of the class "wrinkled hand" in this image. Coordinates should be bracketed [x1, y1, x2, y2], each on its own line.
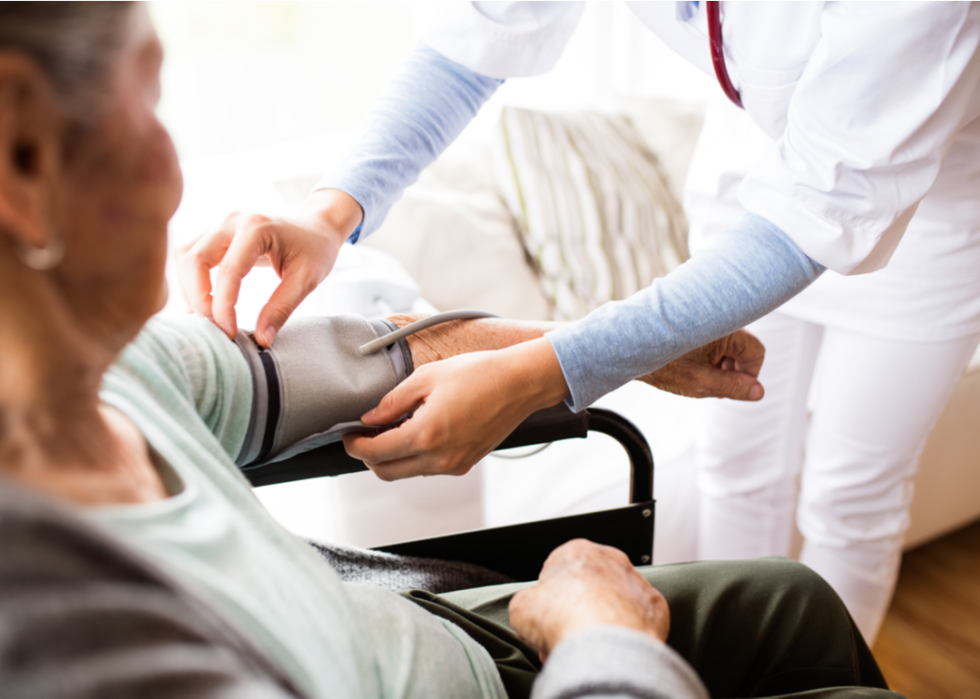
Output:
[342, 338, 570, 481]
[175, 189, 361, 347]
[509, 539, 670, 662]
[640, 329, 765, 401]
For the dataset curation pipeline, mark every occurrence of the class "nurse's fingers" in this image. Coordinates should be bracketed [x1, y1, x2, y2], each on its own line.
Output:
[342, 375, 436, 476]
[342, 420, 423, 466]
[217, 210, 348, 347]
[212, 214, 278, 340]
[360, 370, 432, 427]
[252, 268, 320, 348]
[343, 424, 469, 480]
[354, 449, 432, 482]
[350, 343, 569, 481]
[174, 223, 237, 320]
[342, 432, 408, 478]
[365, 458, 430, 482]
[344, 407, 470, 479]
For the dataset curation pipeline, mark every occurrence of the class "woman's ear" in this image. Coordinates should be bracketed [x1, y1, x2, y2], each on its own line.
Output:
[0, 53, 62, 254]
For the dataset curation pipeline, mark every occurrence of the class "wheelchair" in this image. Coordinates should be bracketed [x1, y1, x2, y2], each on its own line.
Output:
[243, 404, 655, 582]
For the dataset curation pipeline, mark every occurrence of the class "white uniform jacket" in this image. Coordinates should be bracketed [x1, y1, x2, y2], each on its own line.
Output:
[422, 2, 980, 280]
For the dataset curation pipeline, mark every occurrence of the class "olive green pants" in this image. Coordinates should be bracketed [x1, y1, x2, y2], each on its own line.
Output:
[402, 558, 904, 699]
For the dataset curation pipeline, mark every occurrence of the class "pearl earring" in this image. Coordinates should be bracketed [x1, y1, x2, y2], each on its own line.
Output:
[14, 232, 64, 271]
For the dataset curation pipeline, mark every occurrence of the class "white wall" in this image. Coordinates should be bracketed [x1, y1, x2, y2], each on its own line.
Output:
[152, 1, 419, 161]
[153, 1, 715, 163]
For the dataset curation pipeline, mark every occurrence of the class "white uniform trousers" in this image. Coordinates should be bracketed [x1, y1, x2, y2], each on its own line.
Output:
[696, 310, 979, 643]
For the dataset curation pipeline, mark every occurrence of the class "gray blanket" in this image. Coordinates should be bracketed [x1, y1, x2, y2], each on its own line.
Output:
[307, 540, 515, 593]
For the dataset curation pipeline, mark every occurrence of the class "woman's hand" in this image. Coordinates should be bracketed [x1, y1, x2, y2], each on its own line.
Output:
[508, 539, 670, 662]
[342, 338, 570, 481]
[640, 329, 765, 401]
[175, 189, 362, 347]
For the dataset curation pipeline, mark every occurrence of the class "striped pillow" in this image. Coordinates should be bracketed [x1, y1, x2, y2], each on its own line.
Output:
[495, 107, 689, 321]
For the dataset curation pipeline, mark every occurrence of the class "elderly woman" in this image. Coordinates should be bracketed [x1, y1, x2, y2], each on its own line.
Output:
[0, 4, 897, 699]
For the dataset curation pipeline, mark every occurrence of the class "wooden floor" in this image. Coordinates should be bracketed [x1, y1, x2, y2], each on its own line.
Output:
[874, 518, 980, 699]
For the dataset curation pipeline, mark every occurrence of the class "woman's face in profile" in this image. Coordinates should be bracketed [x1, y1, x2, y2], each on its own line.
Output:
[55, 6, 182, 334]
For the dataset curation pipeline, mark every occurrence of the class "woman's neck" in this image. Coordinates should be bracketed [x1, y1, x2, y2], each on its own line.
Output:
[0, 368, 169, 506]
[0, 251, 167, 505]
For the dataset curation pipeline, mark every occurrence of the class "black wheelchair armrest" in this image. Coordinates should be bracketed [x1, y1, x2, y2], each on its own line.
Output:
[243, 403, 592, 487]
[244, 403, 656, 581]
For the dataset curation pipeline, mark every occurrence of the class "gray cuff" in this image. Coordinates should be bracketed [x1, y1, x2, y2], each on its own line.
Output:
[531, 627, 709, 699]
[370, 318, 414, 382]
[233, 315, 413, 468]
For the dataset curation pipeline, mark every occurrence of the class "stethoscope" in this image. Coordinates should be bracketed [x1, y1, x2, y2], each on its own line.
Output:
[706, 1, 743, 109]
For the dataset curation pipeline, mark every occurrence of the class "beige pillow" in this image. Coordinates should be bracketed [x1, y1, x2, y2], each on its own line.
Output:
[618, 97, 706, 206]
[494, 106, 690, 321]
[360, 132, 551, 321]
[272, 134, 551, 320]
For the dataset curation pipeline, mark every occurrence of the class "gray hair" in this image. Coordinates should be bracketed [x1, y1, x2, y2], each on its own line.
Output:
[0, 2, 135, 120]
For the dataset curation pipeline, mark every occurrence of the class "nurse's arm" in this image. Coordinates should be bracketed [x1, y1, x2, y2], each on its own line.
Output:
[343, 321, 764, 482]
[398, 314, 765, 402]
[177, 45, 501, 348]
[344, 214, 823, 481]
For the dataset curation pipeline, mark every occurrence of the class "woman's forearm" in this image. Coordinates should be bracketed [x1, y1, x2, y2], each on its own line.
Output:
[392, 315, 560, 366]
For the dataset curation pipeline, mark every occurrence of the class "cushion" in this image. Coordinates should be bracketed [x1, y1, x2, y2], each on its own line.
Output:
[493, 106, 690, 320]
[360, 129, 552, 321]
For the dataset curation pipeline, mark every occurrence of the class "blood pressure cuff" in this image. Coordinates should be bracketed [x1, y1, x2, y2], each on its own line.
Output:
[232, 315, 412, 469]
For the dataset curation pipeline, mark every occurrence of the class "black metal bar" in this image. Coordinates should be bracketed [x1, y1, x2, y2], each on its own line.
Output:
[376, 500, 656, 582]
[244, 405, 653, 507]
[586, 409, 654, 503]
[244, 403, 591, 488]
[244, 404, 659, 572]
[244, 441, 363, 487]
[496, 402, 589, 450]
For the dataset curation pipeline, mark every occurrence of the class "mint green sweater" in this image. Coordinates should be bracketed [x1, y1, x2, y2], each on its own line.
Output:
[86, 317, 506, 699]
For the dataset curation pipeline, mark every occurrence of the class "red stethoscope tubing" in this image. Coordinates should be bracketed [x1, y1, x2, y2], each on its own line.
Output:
[706, 1, 744, 109]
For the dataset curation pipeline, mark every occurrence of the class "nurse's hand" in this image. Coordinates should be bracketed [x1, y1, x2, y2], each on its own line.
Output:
[343, 329, 766, 480]
[175, 189, 362, 347]
[344, 338, 571, 480]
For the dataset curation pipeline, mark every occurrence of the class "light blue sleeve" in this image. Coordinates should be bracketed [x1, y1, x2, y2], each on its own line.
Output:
[317, 44, 503, 242]
[547, 214, 826, 411]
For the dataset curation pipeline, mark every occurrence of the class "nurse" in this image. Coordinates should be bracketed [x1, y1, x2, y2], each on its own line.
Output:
[689, 93, 980, 643]
[178, 2, 980, 640]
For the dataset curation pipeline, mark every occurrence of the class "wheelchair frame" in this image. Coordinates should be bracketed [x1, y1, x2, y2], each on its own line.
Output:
[244, 404, 655, 582]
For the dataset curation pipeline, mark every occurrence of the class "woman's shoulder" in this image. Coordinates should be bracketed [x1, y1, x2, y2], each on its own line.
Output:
[105, 316, 254, 460]
[0, 478, 304, 699]
[111, 315, 244, 391]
